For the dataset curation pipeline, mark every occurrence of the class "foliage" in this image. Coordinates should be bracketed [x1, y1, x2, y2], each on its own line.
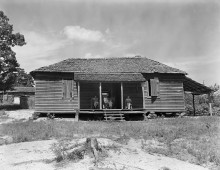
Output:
[210, 84, 220, 93]
[13, 68, 34, 87]
[185, 83, 220, 116]
[0, 11, 26, 92]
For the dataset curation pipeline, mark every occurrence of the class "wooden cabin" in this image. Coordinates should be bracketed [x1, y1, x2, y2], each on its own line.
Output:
[30, 57, 211, 120]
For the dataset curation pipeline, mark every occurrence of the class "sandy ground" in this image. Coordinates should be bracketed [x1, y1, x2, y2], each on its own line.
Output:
[0, 137, 209, 170]
[0, 109, 76, 125]
[0, 109, 34, 124]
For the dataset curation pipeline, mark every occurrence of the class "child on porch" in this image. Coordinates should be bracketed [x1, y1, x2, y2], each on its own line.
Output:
[125, 96, 132, 109]
[91, 96, 99, 109]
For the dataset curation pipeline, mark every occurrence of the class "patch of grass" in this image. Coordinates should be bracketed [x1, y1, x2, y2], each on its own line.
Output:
[145, 146, 171, 156]
[183, 138, 220, 165]
[114, 134, 130, 145]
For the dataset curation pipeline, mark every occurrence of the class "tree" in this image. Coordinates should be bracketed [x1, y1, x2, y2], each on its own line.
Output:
[14, 68, 34, 87]
[210, 83, 220, 92]
[0, 11, 26, 92]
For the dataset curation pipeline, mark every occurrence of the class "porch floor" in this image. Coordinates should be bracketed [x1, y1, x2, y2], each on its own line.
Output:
[79, 108, 147, 114]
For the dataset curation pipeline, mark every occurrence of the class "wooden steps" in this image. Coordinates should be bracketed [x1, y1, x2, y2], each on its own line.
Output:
[104, 110, 125, 121]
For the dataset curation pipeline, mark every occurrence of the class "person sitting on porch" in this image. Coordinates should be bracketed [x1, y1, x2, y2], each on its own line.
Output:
[91, 96, 99, 109]
[109, 98, 113, 109]
[103, 95, 109, 109]
[125, 96, 132, 109]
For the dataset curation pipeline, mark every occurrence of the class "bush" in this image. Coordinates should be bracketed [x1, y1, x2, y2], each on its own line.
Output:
[185, 93, 220, 116]
[51, 140, 71, 162]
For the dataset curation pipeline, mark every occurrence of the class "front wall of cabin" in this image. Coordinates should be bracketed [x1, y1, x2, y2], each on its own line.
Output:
[143, 75, 185, 112]
[34, 73, 78, 113]
[34, 73, 185, 113]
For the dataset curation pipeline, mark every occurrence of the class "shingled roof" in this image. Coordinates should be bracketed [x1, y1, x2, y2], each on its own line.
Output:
[31, 57, 187, 74]
[183, 77, 212, 94]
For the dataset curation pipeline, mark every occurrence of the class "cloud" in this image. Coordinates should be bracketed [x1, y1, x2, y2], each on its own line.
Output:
[63, 26, 105, 42]
[12, 26, 129, 73]
[84, 53, 102, 58]
[164, 58, 220, 86]
[13, 31, 66, 72]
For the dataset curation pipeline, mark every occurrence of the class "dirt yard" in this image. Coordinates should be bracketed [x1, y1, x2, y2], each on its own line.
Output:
[0, 109, 35, 124]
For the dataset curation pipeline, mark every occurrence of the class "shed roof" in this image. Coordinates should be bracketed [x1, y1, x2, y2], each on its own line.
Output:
[7, 87, 35, 93]
[183, 77, 212, 94]
[31, 57, 187, 74]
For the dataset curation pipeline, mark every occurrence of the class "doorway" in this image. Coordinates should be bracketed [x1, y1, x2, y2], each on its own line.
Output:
[102, 83, 121, 109]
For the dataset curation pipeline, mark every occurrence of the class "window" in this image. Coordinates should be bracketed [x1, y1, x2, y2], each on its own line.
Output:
[147, 78, 159, 97]
[62, 80, 74, 99]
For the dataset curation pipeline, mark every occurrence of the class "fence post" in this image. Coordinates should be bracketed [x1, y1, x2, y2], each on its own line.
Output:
[192, 94, 196, 116]
[75, 109, 79, 121]
[208, 93, 213, 116]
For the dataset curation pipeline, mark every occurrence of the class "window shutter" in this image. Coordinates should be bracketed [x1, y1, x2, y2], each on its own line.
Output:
[150, 79, 158, 97]
[146, 80, 150, 97]
[156, 78, 160, 97]
[62, 80, 74, 99]
[66, 80, 71, 99]
[71, 80, 74, 99]
[62, 80, 66, 99]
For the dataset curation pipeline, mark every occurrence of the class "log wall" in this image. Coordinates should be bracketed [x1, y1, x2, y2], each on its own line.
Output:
[143, 77, 185, 112]
[35, 79, 78, 113]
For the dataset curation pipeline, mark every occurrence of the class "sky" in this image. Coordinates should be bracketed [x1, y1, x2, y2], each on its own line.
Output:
[0, 0, 220, 86]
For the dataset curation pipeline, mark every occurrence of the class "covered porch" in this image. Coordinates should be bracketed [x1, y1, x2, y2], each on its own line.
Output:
[74, 73, 146, 119]
[183, 76, 213, 116]
[77, 82, 145, 111]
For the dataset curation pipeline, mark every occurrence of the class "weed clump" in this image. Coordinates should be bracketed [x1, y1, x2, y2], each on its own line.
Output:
[51, 137, 103, 164]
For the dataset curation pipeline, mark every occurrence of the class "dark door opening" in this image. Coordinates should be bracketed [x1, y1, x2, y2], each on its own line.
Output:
[102, 83, 121, 109]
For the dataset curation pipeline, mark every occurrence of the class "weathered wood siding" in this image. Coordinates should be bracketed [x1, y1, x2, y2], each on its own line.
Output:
[80, 82, 99, 109]
[123, 83, 143, 108]
[143, 78, 185, 112]
[35, 80, 78, 113]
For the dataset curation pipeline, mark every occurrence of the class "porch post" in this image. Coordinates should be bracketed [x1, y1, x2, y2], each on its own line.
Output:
[78, 82, 80, 109]
[208, 93, 213, 116]
[121, 82, 123, 109]
[141, 82, 145, 109]
[192, 94, 195, 116]
[99, 82, 102, 109]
